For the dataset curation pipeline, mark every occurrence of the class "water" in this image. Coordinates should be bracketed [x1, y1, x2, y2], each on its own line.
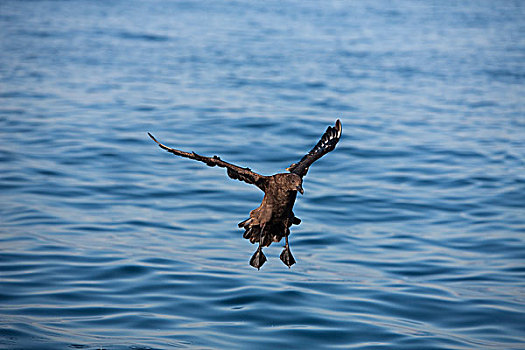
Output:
[1, 1, 524, 349]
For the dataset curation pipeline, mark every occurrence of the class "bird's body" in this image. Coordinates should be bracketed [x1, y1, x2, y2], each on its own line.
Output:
[149, 120, 342, 269]
[238, 173, 303, 268]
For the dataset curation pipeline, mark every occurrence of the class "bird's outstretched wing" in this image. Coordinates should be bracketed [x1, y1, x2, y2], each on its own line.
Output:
[148, 133, 268, 191]
[286, 119, 342, 178]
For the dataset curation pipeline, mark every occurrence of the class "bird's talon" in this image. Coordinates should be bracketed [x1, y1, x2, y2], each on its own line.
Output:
[280, 248, 296, 267]
[250, 249, 267, 270]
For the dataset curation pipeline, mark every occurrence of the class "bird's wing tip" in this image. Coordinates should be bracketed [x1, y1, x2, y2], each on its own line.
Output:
[335, 119, 342, 137]
[148, 132, 160, 144]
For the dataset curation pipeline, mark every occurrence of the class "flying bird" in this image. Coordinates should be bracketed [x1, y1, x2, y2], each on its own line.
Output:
[148, 119, 342, 269]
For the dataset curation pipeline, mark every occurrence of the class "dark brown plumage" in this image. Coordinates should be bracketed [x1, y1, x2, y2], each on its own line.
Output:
[148, 119, 342, 269]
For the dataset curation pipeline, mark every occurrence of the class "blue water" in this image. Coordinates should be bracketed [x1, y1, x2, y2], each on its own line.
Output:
[1, 1, 524, 349]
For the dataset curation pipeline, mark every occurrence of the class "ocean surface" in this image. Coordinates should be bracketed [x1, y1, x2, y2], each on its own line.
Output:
[1, 1, 524, 349]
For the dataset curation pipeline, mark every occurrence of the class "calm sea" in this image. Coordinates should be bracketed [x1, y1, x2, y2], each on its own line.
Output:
[1, 1, 524, 349]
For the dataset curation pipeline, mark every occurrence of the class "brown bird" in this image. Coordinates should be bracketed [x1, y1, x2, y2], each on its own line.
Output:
[148, 119, 342, 269]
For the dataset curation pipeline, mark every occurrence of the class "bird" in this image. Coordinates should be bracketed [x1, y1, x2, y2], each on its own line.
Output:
[148, 119, 342, 269]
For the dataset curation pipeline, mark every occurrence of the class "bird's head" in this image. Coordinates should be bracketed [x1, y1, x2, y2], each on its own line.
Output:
[289, 173, 304, 195]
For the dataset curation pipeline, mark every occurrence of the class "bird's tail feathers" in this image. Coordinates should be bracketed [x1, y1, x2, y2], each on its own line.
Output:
[240, 220, 286, 247]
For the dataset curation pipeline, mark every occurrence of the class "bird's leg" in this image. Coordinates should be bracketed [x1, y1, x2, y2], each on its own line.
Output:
[249, 224, 267, 270]
[280, 222, 296, 268]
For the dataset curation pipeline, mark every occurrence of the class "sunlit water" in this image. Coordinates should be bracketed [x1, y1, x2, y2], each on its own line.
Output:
[1, 1, 524, 349]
